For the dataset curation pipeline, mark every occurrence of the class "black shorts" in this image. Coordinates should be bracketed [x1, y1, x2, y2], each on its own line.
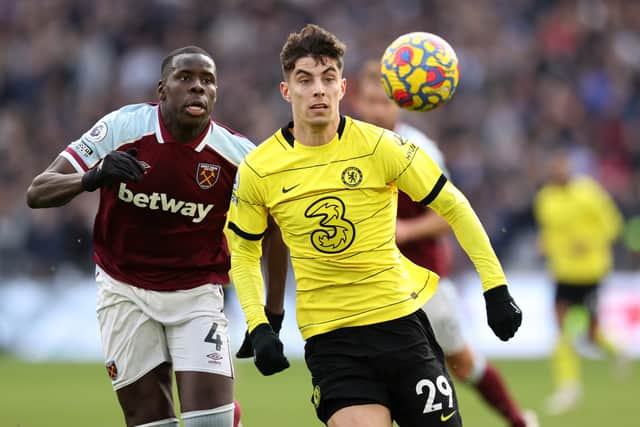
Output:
[555, 282, 599, 317]
[304, 310, 462, 426]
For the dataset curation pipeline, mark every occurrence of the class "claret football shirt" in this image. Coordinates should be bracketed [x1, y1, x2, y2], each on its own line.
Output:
[62, 103, 255, 290]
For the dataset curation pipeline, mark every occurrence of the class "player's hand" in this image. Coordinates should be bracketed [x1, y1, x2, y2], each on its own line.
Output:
[82, 148, 145, 192]
[237, 308, 284, 358]
[250, 323, 290, 376]
[484, 285, 522, 341]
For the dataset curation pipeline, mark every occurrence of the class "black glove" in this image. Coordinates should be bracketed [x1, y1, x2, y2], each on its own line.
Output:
[236, 308, 284, 358]
[250, 323, 290, 376]
[484, 285, 522, 341]
[81, 148, 145, 192]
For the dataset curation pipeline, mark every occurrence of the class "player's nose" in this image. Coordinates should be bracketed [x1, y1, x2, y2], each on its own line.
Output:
[190, 79, 205, 93]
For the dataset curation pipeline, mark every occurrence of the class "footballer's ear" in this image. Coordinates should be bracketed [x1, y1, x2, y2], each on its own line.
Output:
[339, 78, 347, 100]
[280, 81, 291, 103]
[157, 79, 167, 101]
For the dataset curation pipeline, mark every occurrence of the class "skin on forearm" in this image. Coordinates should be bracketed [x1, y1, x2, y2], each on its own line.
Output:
[263, 219, 288, 314]
[26, 156, 85, 208]
[396, 210, 451, 245]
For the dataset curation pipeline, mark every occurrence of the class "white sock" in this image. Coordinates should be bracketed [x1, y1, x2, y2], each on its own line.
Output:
[182, 403, 235, 427]
[467, 353, 488, 384]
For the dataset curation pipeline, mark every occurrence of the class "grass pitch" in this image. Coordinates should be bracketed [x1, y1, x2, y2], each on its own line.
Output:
[1, 356, 637, 426]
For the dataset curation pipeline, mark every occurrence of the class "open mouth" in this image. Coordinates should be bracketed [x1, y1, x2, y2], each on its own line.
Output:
[310, 103, 328, 110]
[185, 100, 207, 116]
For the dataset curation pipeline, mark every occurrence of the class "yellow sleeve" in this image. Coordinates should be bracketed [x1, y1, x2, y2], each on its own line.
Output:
[586, 178, 623, 242]
[381, 131, 446, 202]
[429, 181, 507, 291]
[381, 133, 505, 291]
[227, 160, 269, 332]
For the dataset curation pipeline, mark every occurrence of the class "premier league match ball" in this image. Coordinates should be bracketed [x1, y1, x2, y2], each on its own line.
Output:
[380, 32, 460, 111]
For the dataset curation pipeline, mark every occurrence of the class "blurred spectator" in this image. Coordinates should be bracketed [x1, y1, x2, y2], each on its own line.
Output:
[1, 0, 639, 277]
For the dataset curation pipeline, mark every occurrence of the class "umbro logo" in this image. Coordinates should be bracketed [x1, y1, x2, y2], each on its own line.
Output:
[282, 184, 300, 193]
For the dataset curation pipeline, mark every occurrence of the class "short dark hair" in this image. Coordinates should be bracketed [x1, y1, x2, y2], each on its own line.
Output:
[161, 45, 213, 78]
[280, 24, 346, 79]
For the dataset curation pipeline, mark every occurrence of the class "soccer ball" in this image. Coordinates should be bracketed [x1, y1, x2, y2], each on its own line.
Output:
[380, 32, 460, 111]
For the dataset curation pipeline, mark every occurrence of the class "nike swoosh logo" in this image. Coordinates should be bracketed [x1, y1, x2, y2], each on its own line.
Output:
[282, 184, 300, 193]
[441, 411, 456, 422]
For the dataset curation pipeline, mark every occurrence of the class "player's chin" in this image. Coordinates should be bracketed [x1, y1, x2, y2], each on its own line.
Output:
[306, 111, 333, 125]
[180, 109, 210, 125]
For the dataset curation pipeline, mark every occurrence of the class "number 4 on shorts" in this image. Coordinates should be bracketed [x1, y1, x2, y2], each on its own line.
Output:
[205, 322, 224, 351]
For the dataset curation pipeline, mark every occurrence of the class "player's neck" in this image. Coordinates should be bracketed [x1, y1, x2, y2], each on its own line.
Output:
[291, 115, 341, 147]
[161, 109, 209, 144]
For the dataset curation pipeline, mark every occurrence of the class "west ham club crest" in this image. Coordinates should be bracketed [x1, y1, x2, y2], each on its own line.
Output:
[196, 162, 221, 189]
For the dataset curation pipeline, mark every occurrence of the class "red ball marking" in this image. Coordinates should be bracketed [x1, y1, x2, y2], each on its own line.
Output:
[426, 67, 445, 88]
[394, 46, 413, 66]
[393, 89, 413, 106]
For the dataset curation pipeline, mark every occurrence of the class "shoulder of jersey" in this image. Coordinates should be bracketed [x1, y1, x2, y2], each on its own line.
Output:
[241, 131, 283, 176]
[109, 102, 157, 122]
[349, 117, 389, 144]
[97, 103, 157, 141]
[206, 121, 256, 166]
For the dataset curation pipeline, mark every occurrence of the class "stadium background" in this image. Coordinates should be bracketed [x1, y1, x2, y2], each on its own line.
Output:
[1, 0, 639, 425]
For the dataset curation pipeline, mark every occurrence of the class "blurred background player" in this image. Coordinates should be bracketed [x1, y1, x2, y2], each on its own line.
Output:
[355, 59, 538, 427]
[534, 148, 625, 415]
[26, 45, 286, 427]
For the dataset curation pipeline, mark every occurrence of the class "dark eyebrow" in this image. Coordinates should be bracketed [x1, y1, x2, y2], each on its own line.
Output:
[294, 66, 338, 77]
[294, 69, 313, 77]
[176, 69, 216, 80]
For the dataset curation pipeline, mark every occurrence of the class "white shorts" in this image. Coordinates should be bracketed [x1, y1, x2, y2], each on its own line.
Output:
[95, 266, 234, 390]
[422, 278, 466, 355]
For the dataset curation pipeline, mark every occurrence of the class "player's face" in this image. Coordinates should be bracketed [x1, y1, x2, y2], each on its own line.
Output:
[158, 53, 217, 127]
[549, 152, 571, 185]
[356, 80, 400, 130]
[280, 56, 346, 128]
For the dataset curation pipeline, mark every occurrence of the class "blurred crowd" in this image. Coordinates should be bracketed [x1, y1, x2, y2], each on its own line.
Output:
[1, 0, 639, 277]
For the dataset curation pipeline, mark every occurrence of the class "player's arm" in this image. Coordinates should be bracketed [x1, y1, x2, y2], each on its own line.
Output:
[27, 110, 147, 209]
[396, 207, 450, 245]
[27, 156, 86, 208]
[587, 178, 624, 242]
[27, 149, 144, 208]
[235, 217, 288, 358]
[391, 139, 521, 341]
[427, 181, 522, 341]
[264, 217, 288, 316]
[227, 162, 289, 375]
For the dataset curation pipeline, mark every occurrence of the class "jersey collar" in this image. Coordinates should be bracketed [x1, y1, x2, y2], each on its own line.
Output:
[280, 115, 346, 147]
[155, 104, 212, 151]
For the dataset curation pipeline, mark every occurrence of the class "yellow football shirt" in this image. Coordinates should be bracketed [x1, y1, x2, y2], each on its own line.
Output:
[534, 176, 622, 284]
[229, 116, 506, 339]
